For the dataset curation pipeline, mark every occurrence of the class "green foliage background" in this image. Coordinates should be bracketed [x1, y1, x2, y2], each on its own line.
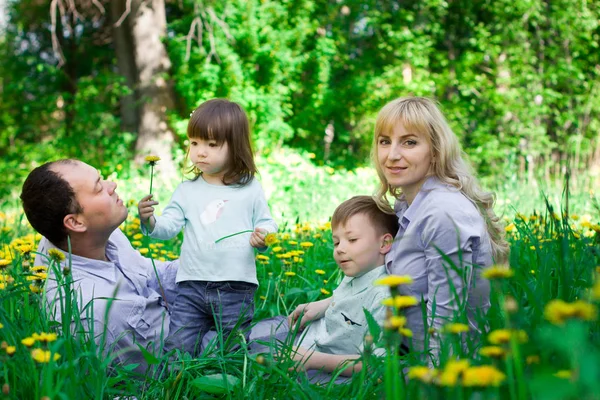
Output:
[1, 0, 600, 201]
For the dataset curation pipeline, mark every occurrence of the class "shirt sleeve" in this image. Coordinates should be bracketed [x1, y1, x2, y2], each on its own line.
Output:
[252, 181, 278, 233]
[421, 207, 479, 360]
[110, 229, 179, 306]
[144, 185, 186, 240]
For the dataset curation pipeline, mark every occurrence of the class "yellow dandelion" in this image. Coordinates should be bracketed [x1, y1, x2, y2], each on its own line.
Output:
[144, 155, 161, 163]
[320, 288, 330, 296]
[300, 242, 314, 248]
[505, 223, 516, 233]
[462, 365, 506, 387]
[29, 284, 41, 293]
[48, 248, 65, 262]
[272, 246, 283, 253]
[265, 233, 278, 246]
[315, 269, 325, 275]
[408, 366, 437, 383]
[479, 346, 506, 358]
[31, 266, 47, 273]
[21, 337, 35, 347]
[384, 316, 407, 329]
[488, 329, 528, 344]
[0, 260, 11, 269]
[18, 245, 33, 256]
[399, 328, 413, 337]
[0, 323, 3, 329]
[288, 240, 298, 245]
[374, 275, 413, 287]
[5, 346, 15, 356]
[554, 370, 572, 380]
[259, 295, 266, 300]
[33, 332, 57, 343]
[382, 295, 419, 309]
[444, 323, 470, 334]
[544, 299, 597, 325]
[482, 265, 514, 280]
[31, 348, 60, 363]
[256, 255, 270, 262]
[284, 271, 296, 277]
[139, 248, 149, 255]
[438, 359, 470, 386]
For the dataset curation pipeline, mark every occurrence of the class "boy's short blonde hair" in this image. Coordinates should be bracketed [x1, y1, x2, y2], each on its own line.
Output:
[331, 196, 399, 237]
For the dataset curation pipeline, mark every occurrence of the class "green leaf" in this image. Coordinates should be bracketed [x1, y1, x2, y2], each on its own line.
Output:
[136, 343, 160, 365]
[363, 308, 382, 341]
[191, 374, 240, 394]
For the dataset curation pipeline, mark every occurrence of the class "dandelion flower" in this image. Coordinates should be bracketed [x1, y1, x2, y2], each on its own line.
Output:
[374, 275, 413, 287]
[21, 337, 35, 347]
[544, 299, 597, 325]
[553, 370, 572, 380]
[288, 240, 298, 245]
[48, 248, 65, 262]
[408, 366, 437, 383]
[438, 359, 470, 386]
[444, 323, 469, 334]
[0, 260, 10, 269]
[256, 255, 269, 262]
[271, 246, 283, 253]
[320, 288, 330, 296]
[488, 329, 528, 344]
[5, 346, 15, 356]
[144, 155, 161, 164]
[399, 328, 413, 337]
[482, 265, 514, 280]
[462, 365, 506, 387]
[300, 242, 314, 248]
[284, 271, 296, 277]
[382, 295, 419, 309]
[265, 233, 278, 246]
[31, 349, 60, 363]
[384, 316, 407, 330]
[315, 269, 325, 275]
[479, 346, 506, 358]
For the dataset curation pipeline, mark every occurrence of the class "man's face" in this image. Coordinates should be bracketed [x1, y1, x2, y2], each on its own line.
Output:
[52, 161, 128, 236]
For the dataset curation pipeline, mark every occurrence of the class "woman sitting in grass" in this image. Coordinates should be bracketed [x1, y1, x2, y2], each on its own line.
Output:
[372, 96, 509, 361]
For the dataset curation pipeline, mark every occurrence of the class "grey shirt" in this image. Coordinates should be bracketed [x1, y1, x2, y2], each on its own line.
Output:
[36, 229, 178, 373]
[297, 265, 389, 356]
[385, 177, 492, 359]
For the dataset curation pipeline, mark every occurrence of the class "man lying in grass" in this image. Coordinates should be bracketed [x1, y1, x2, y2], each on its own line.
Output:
[21, 159, 179, 373]
[287, 196, 399, 376]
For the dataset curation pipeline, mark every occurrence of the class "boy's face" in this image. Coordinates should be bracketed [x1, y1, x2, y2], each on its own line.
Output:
[332, 213, 391, 278]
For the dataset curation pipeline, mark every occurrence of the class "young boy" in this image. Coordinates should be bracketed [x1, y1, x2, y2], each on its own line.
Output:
[287, 195, 399, 376]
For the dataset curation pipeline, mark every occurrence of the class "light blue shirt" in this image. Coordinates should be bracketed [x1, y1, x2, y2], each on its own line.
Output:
[147, 176, 277, 285]
[297, 265, 389, 356]
[385, 177, 492, 358]
[36, 229, 178, 373]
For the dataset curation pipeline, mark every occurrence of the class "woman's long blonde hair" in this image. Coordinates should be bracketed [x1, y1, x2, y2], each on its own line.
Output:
[371, 96, 509, 262]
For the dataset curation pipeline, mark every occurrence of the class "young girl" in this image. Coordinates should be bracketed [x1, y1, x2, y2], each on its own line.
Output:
[138, 99, 277, 356]
[372, 96, 509, 361]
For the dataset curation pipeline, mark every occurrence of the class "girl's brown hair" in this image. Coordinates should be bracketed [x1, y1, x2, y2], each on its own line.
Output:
[187, 99, 257, 186]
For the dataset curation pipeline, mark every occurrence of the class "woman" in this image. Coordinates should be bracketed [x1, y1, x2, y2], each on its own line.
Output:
[372, 96, 509, 361]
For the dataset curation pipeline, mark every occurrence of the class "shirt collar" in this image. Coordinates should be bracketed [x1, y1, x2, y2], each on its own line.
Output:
[395, 176, 448, 230]
[44, 239, 118, 283]
[346, 265, 387, 294]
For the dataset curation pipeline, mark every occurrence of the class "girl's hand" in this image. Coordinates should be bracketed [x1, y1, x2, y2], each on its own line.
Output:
[138, 194, 158, 224]
[250, 227, 267, 248]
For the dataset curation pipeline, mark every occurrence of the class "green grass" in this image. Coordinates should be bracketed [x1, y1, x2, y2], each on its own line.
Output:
[0, 153, 599, 398]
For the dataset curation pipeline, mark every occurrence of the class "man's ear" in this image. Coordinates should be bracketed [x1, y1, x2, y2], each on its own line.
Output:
[380, 233, 394, 255]
[63, 213, 87, 234]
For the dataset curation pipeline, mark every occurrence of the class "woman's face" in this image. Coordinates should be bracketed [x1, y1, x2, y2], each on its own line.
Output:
[377, 123, 432, 203]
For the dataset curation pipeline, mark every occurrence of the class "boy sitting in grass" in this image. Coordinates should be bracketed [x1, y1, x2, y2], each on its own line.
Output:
[287, 195, 399, 376]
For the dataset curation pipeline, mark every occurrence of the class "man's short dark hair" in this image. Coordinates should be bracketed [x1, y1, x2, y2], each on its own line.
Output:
[20, 160, 82, 247]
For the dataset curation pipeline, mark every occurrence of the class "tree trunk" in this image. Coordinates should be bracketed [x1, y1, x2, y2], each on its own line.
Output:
[126, 0, 178, 182]
[110, 0, 139, 133]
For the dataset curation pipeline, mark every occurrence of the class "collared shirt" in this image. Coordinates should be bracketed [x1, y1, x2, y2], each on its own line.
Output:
[385, 177, 492, 358]
[36, 229, 178, 373]
[147, 176, 277, 285]
[297, 265, 389, 356]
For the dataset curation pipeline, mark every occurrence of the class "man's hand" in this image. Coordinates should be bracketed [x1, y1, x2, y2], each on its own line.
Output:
[250, 227, 267, 248]
[288, 298, 332, 331]
[138, 194, 158, 231]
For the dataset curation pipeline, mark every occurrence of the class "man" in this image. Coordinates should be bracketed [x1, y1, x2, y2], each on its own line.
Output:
[21, 159, 287, 373]
[21, 159, 178, 373]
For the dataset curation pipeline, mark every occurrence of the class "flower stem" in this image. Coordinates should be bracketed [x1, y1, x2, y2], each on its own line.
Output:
[149, 164, 155, 195]
[215, 230, 254, 244]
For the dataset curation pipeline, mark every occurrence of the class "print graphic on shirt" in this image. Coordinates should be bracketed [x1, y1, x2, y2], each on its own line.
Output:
[341, 312, 362, 326]
[200, 199, 228, 225]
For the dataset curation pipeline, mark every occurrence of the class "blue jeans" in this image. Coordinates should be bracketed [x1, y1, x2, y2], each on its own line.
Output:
[165, 280, 256, 356]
